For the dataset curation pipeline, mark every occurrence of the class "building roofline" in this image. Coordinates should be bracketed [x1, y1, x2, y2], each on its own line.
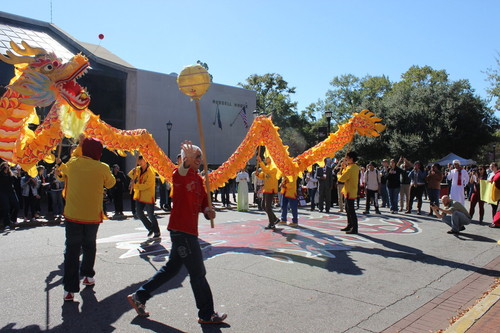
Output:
[0, 11, 135, 71]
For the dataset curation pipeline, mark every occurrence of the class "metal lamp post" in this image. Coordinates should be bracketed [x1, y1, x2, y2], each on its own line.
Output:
[166, 120, 172, 159]
[325, 110, 332, 133]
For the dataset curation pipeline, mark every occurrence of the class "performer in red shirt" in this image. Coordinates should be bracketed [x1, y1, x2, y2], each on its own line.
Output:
[490, 169, 500, 228]
[128, 141, 227, 324]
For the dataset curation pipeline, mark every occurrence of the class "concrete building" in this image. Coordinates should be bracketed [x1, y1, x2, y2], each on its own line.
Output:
[0, 11, 256, 172]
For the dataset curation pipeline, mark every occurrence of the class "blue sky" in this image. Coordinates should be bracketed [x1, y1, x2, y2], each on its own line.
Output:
[1, 0, 499, 113]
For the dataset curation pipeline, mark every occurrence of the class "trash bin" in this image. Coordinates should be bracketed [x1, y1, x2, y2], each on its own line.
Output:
[440, 183, 449, 197]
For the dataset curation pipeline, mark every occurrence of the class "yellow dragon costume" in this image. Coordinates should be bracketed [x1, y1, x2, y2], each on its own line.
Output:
[0, 41, 385, 190]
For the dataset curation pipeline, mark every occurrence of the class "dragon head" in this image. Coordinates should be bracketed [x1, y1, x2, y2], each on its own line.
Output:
[348, 109, 386, 137]
[0, 41, 90, 110]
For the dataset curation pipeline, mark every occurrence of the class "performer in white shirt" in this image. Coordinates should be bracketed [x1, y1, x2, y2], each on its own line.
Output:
[446, 159, 469, 205]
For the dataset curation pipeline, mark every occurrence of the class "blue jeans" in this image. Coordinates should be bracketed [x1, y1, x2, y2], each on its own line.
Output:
[136, 230, 215, 320]
[443, 211, 471, 232]
[281, 196, 298, 223]
[380, 184, 389, 207]
[136, 201, 160, 235]
[50, 190, 64, 216]
[63, 221, 99, 292]
[387, 186, 400, 212]
[308, 188, 317, 210]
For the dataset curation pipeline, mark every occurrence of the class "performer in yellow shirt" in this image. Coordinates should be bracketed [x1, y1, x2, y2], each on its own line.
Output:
[278, 176, 299, 226]
[57, 137, 116, 302]
[256, 155, 280, 229]
[337, 151, 361, 234]
[128, 156, 160, 239]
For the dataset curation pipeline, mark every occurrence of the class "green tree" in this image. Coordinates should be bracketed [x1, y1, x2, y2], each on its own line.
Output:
[485, 53, 500, 112]
[312, 74, 391, 161]
[196, 60, 213, 82]
[239, 74, 316, 156]
[382, 66, 497, 162]
[238, 73, 298, 129]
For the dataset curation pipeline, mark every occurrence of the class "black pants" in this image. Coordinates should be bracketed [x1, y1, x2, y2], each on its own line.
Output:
[136, 230, 215, 321]
[345, 198, 358, 232]
[0, 191, 19, 226]
[113, 190, 124, 214]
[318, 184, 331, 212]
[63, 221, 99, 292]
[408, 185, 425, 212]
[365, 189, 379, 212]
[262, 193, 278, 224]
[220, 186, 230, 206]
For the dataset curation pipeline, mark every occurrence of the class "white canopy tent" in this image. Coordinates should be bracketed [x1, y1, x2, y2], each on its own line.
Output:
[430, 153, 477, 166]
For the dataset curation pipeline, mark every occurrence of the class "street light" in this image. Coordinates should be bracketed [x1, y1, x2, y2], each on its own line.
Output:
[166, 120, 173, 159]
[325, 110, 332, 133]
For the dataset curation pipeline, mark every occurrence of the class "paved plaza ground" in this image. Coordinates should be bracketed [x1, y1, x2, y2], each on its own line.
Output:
[1, 196, 499, 332]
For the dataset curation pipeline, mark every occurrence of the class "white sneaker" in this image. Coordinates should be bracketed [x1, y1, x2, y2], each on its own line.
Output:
[64, 291, 74, 302]
[82, 276, 95, 286]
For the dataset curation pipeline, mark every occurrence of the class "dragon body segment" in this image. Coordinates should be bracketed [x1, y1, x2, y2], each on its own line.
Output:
[0, 41, 385, 185]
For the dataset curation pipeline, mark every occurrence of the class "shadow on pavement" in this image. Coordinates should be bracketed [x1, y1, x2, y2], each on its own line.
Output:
[454, 232, 498, 242]
[354, 234, 500, 277]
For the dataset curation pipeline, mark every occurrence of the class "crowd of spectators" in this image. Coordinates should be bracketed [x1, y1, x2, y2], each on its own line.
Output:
[1, 155, 500, 232]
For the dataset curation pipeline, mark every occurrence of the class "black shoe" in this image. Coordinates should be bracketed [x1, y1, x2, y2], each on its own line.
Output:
[147, 230, 154, 237]
[447, 229, 459, 234]
[264, 224, 276, 230]
[362, 211, 369, 214]
[459, 226, 466, 231]
[375, 210, 381, 214]
[127, 293, 150, 317]
[340, 227, 350, 231]
[346, 229, 358, 234]
[198, 312, 227, 324]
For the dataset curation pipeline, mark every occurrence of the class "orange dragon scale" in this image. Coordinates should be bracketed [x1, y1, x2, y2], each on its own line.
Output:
[0, 41, 385, 187]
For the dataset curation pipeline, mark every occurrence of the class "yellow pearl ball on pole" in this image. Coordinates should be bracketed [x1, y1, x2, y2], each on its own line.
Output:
[177, 64, 215, 228]
[177, 64, 211, 100]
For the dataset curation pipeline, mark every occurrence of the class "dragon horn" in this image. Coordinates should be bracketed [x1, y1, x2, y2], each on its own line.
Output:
[0, 50, 35, 65]
[0, 41, 47, 65]
[12, 41, 46, 56]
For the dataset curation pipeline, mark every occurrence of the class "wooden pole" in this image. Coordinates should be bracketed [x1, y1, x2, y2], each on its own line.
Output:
[195, 99, 215, 228]
[130, 151, 139, 195]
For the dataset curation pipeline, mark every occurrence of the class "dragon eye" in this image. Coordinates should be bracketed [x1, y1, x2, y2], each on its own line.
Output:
[43, 63, 54, 72]
[52, 60, 59, 67]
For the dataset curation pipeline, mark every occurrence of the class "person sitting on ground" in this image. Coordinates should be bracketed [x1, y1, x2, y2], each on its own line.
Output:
[431, 195, 471, 234]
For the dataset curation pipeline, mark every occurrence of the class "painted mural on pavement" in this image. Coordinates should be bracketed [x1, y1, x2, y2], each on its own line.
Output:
[97, 214, 420, 264]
